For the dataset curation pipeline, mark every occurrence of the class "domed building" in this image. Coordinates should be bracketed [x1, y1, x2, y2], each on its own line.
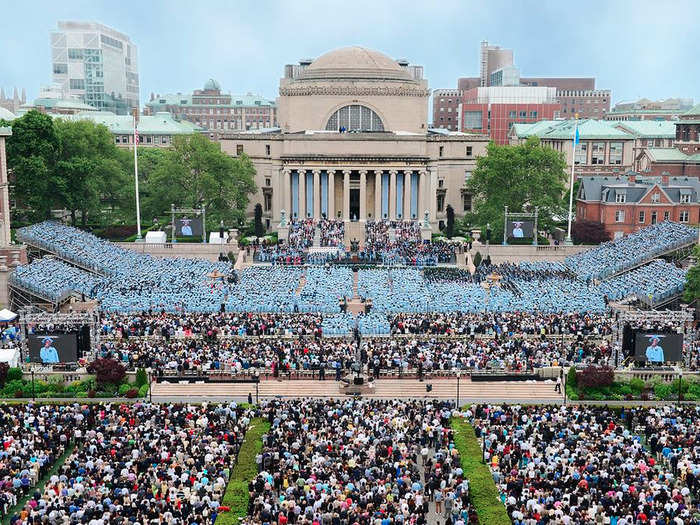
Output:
[220, 46, 489, 233]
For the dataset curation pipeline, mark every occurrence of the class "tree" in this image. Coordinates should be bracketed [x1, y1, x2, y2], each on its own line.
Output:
[572, 219, 610, 245]
[145, 133, 256, 230]
[254, 203, 265, 237]
[87, 358, 126, 387]
[466, 136, 568, 243]
[1, 111, 60, 221]
[445, 204, 455, 239]
[683, 246, 700, 304]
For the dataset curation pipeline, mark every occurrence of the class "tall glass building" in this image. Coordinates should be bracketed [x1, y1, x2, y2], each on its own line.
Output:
[50, 21, 139, 115]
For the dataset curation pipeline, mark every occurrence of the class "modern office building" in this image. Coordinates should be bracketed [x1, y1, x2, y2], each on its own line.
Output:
[606, 98, 694, 121]
[219, 46, 489, 232]
[144, 80, 277, 135]
[460, 86, 562, 144]
[50, 21, 139, 115]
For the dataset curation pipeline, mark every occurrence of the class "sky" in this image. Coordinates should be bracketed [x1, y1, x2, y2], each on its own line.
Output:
[1, 0, 699, 108]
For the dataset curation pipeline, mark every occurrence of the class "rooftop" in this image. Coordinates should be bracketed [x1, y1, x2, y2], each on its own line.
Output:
[512, 119, 633, 140]
[297, 46, 414, 82]
[645, 148, 700, 164]
[59, 111, 201, 135]
[0, 126, 12, 137]
[615, 120, 676, 138]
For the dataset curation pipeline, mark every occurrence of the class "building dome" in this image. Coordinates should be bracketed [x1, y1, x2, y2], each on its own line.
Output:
[203, 79, 221, 91]
[0, 107, 16, 121]
[300, 46, 413, 81]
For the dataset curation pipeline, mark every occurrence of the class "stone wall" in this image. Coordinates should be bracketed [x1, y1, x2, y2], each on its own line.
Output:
[115, 242, 238, 262]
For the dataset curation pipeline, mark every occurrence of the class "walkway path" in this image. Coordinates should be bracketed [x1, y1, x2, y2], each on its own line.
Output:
[151, 377, 563, 402]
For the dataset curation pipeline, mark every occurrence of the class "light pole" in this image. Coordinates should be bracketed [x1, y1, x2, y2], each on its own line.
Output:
[146, 367, 153, 403]
[456, 371, 461, 410]
[31, 370, 35, 400]
[255, 370, 260, 405]
[678, 370, 683, 406]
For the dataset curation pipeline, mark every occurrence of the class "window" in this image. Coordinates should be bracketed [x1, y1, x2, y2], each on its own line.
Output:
[530, 111, 538, 118]
[466, 146, 472, 157]
[463, 111, 483, 129]
[680, 193, 690, 203]
[265, 144, 271, 156]
[651, 211, 657, 224]
[161, 137, 168, 144]
[613, 231, 623, 240]
[680, 210, 689, 222]
[574, 143, 588, 165]
[509, 111, 516, 118]
[615, 210, 625, 222]
[68, 48, 84, 60]
[664, 211, 670, 221]
[53, 63, 68, 74]
[437, 194, 445, 212]
[609, 142, 623, 165]
[615, 192, 626, 203]
[264, 193, 272, 212]
[651, 192, 660, 203]
[439, 146, 444, 157]
[236, 144, 243, 155]
[639, 211, 645, 223]
[69, 79, 85, 90]
[519, 111, 527, 118]
[265, 178, 271, 187]
[325, 104, 384, 131]
[591, 142, 606, 164]
[438, 179, 444, 188]
[464, 170, 472, 184]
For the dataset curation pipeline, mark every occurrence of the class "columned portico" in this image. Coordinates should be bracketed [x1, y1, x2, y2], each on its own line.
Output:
[280, 164, 440, 225]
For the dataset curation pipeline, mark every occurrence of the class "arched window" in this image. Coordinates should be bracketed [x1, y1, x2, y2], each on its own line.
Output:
[325, 105, 385, 132]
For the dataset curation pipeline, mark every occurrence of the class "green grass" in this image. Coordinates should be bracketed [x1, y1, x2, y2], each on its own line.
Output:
[452, 417, 511, 525]
[217, 417, 270, 524]
[3, 442, 75, 524]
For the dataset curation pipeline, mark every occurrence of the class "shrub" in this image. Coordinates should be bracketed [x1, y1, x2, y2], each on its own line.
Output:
[125, 388, 139, 398]
[577, 365, 614, 389]
[87, 358, 126, 386]
[653, 382, 674, 401]
[76, 392, 88, 398]
[629, 377, 645, 395]
[7, 368, 22, 382]
[135, 368, 148, 388]
[118, 383, 131, 396]
[14, 390, 23, 398]
[87, 389, 96, 398]
[138, 384, 149, 398]
[473, 252, 482, 267]
[566, 366, 577, 389]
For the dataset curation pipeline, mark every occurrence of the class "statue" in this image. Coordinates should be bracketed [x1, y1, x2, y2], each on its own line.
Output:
[422, 210, 430, 228]
[279, 209, 287, 228]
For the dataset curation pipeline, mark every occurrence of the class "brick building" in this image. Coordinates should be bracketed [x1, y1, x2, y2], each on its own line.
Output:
[459, 86, 561, 144]
[606, 98, 693, 121]
[145, 79, 277, 135]
[675, 103, 700, 155]
[431, 89, 461, 131]
[577, 174, 700, 238]
[614, 121, 676, 171]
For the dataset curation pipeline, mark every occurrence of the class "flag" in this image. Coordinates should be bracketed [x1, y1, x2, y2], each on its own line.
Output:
[573, 124, 579, 147]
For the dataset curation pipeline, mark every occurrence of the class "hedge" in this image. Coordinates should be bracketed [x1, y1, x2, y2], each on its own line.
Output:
[452, 417, 510, 525]
[217, 417, 270, 524]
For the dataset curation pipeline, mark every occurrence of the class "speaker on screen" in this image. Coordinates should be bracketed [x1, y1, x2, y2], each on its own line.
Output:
[633, 331, 683, 363]
[28, 333, 79, 363]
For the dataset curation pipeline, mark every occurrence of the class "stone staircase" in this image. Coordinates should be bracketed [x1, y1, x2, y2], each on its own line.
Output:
[344, 221, 365, 249]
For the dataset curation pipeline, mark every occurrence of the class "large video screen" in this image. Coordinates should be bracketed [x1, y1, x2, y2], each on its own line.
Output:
[175, 217, 203, 237]
[506, 220, 534, 240]
[28, 333, 78, 364]
[633, 331, 683, 363]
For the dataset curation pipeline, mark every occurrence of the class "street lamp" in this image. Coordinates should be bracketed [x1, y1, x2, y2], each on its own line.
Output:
[146, 367, 153, 403]
[456, 371, 461, 410]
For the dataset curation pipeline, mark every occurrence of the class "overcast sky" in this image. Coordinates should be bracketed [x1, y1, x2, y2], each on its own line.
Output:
[2, 0, 698, 106]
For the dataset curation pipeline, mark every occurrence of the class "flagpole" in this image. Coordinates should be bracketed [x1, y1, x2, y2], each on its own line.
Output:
[133, 109, 142, 240]
[564, 115, 579, 245]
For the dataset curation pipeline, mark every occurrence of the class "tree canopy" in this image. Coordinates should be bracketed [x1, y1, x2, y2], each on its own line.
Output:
[465, 136, 568, 243]
[683, 245, 700, 304]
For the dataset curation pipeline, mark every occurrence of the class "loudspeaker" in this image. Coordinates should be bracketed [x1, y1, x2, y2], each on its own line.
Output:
[622, 323, 634, 356]
[78, 325, 91, 355]
[353, 377, 364, 385]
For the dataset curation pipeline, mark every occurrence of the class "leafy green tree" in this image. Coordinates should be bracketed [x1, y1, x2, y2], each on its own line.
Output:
[1, 111, 60, 221]
[146, 133, 256, 230]
[254, 203, 264, 237]
[683, 246, 700, 304]
[466, 136, 567, 243]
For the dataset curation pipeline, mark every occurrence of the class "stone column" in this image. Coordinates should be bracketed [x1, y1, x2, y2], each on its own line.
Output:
[328, 170, 335, 219]
[359, 170, 367, 221]
[374, 170, 382, 220]
[418, 170, 427, 220]
[298, 169, 306, 219]
[429, 168, 437, 225]
[279, 168, 290, 220]
[389, 170, 397, 220]
[403, 171, 412, 220]
[313, 169, 321, 220]
[343, 170, 351, 221]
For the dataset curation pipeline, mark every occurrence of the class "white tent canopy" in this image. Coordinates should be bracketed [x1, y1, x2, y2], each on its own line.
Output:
[0, 348, 20, 368]
[0, 309, 17, 322]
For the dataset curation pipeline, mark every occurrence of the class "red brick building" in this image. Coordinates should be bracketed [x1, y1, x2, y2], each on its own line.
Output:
[577, 174, 700, 238]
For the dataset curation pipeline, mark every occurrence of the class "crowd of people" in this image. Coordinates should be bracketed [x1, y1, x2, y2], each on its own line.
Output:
[10, 402, 253, 525]
[319, 218, 345, 247]
[471, 403, 700, 524]
[598, 259, 687, 305]
[362, 220, 456, 266]
[246, 399, 474, 524]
